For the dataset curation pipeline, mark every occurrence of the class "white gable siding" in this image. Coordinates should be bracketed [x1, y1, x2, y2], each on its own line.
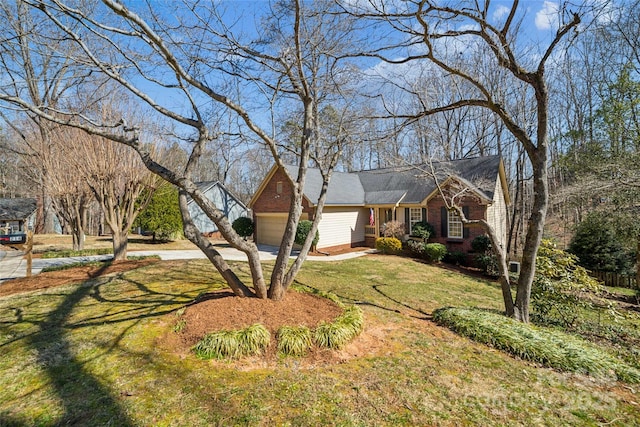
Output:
[317, 207, 368, 249]
[486, 177, 507, 250]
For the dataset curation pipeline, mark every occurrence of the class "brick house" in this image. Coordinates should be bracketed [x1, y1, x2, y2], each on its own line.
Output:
[249, 156, 510, 254]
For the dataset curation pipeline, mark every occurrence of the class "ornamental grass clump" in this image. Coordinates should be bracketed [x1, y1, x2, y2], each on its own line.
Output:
[193, 323, 270, 360]
[314, 306, 364, 349]
[238, 323, 271, 356]
[193, 330, 240, 360]
[277, 326, 313, 356]
[433, 307, 640, 383]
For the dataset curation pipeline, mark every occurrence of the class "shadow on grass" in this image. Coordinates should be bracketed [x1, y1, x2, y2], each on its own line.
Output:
[16, 264, 204, 425]
[292, 279, 422, 318]
[371, 284, 431, 320]
[19, 262, 138, 425]
[27, 278, 135, 425]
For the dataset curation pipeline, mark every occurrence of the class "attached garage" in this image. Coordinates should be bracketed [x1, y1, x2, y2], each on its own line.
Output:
[255, 213, 308, 247]
[317, 207, 367, 249]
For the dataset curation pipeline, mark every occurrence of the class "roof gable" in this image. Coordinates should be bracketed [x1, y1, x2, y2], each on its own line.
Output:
[356, 155, 503, 205]
[188, 181, 248, 211]
[0, 198, 38, 221]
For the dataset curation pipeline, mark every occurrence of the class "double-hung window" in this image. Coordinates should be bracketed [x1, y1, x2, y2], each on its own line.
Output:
[448, 210, 463, 238]
[409, 208, 423, 233]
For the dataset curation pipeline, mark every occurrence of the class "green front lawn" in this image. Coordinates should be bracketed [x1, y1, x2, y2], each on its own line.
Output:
[0, 255, 638, 426]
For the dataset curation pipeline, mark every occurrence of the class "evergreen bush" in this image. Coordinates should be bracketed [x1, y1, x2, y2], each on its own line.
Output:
[423, 243, 447, 263]
[134, 185, 183, 241]
[411, 221, 435, 240]
[568, 212, 634, 275]
[471, 235, 492, 253]
[471, 235, 497, 275]
[295, 220, 319, 247]
[232, 216, 254, 238]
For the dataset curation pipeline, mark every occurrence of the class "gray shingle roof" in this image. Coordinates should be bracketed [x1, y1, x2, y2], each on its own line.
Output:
[287, 155, 502, 206]
[0, 198, 38, 221]
[285, 165, 365, 205]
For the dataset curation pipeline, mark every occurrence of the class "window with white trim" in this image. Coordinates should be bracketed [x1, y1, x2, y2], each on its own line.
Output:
[409, 207, 423, 232]
[448, 210, 463, 238]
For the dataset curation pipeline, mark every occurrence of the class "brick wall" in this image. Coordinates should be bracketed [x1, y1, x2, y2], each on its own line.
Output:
[252, 167, 314, 217]
[427, 195, 487, 254]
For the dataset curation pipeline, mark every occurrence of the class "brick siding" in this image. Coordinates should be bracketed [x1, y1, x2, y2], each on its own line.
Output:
[252, 167, 314, 217]
[427, 195, 487, 254]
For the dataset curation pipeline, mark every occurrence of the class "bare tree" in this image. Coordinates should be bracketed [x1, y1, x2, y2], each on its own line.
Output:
[42, 126, 93, 250]
[0, 0, 362, 300]
[57, 121, 161, 260]
[0, 0, 97, 232]
[342, 0, 583, 322]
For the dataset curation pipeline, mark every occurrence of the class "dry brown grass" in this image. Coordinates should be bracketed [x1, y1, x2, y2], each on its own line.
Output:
[31, 233, 199, 253]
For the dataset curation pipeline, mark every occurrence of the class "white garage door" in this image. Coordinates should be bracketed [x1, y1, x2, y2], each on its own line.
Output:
[256, 214, 309, 247]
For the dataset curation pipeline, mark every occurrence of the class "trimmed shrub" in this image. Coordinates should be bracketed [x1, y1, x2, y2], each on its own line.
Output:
[471, 235, 492, 253]
[423, 243, 447, 263]
[444, 250, 466, 266]
[471, 235, 498, 275]
[375, 237, 402, 254]
[406, 239, 425, 258]
[411, 221, 435, 240]
[232, 216, 254, 238]
[295, 220, 319, 247]
[475, 253, 498, 276]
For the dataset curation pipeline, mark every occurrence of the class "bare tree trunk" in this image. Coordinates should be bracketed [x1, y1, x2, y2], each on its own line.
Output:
[514, 148, 549, 322]
[42, 191, 57, 234]
[112, 230, 128, 261]
[178, 191, 257, 298]
[470, 217, 516, 317]
[72, 229, 85, 251]
[268, 180, 305, 300]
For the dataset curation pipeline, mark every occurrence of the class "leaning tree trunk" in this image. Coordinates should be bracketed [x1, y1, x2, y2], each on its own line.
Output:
[178, 191, 256, 298]
[268, 100, 315, 301]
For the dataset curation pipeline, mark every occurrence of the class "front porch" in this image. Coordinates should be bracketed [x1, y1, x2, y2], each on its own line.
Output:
[363, 206, 410, 247]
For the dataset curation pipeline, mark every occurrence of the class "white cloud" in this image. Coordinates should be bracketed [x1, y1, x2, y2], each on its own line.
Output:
[492, 5, 510, 23]
[535, 1, 560, 30]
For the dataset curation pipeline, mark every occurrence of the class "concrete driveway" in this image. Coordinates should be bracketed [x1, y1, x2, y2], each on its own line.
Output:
[0, 245, 373, 283]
